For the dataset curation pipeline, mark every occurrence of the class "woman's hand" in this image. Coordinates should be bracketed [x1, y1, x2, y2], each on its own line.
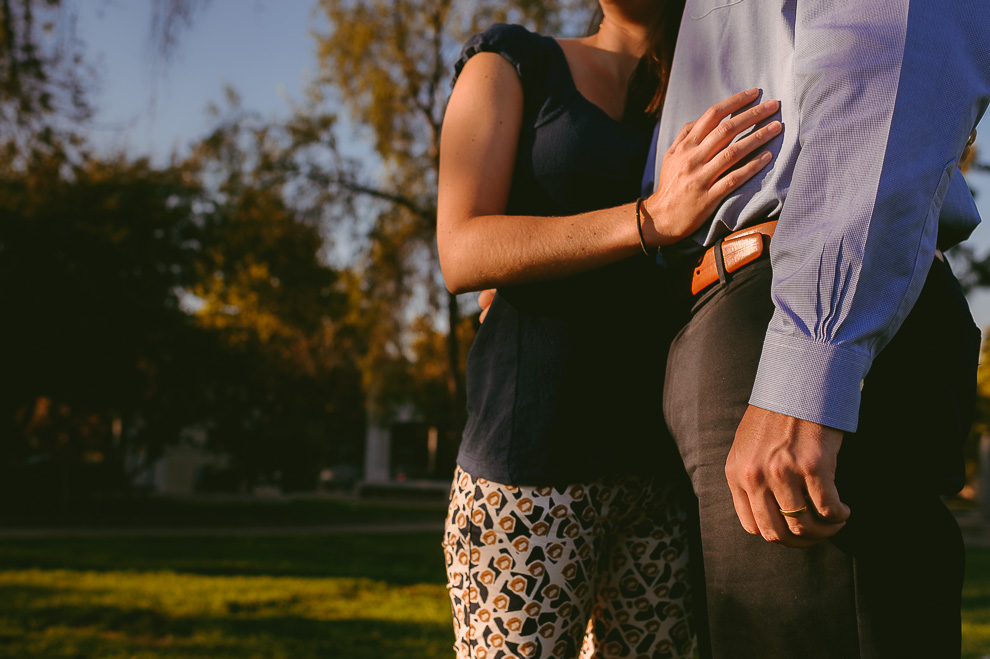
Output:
[439, 63, 780, 293]
[962, 128, 977, 168]
[642, 89, 782, 246]
[478, 288, 495, 323]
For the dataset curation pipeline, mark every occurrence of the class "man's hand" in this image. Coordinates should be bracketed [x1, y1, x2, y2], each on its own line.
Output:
[725, 405, 851, 548]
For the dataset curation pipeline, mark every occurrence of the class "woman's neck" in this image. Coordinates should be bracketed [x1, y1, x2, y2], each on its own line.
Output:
[579, 13, 651, 83]
[590, 14, 650, 60]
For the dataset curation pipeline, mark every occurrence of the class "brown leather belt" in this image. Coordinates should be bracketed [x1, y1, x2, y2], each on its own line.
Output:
[691, 220, 777, 295]
[689, 220, 945, 295]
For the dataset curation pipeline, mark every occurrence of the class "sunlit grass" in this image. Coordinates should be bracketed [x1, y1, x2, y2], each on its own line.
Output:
[0, 568, 450, 658]
[2, 532, 990, 657]
[0, 533, 453, 659]
[964, 548, 990, 659]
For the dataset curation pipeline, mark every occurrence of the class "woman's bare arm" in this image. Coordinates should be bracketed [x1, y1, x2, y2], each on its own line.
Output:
[437, 53, 781, 295]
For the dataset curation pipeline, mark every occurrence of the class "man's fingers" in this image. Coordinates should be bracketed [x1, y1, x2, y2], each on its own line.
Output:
[727, 478, 760, 536]
[776, 472, 849, 542]
[728, 470, 845, 547]
[806, 474, 851, 524]
[728, 407, 847, 548]
[751, 490, 793, 544]
[782, 513, 846, 542]
[778, 498, 847, 540]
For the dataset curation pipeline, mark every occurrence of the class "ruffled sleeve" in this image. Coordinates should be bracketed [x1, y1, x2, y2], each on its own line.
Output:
[452, 23, 536, 88]
[452, 23, 560, 126]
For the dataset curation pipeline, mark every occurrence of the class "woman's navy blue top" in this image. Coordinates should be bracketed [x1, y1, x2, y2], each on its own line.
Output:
[453, 24, 677, 486]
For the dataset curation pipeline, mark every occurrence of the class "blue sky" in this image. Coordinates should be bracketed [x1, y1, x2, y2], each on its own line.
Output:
[79, 0, 320, 163]
[75, 0, 990, 328]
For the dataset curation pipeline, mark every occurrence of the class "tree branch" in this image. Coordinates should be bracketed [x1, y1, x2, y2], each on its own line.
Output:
[325, 172, 434, 222]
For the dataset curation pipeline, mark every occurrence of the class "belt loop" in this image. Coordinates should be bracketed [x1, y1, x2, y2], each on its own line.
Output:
[713, 237, 729, 286]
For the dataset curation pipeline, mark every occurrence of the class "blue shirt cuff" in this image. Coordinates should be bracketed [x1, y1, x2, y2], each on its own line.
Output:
[749, 329, 872, 433]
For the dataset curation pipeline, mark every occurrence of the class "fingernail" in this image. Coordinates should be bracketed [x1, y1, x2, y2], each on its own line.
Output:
[760, 151, 772, 162]
[767, 121, 782, 134]
[763, 99, 779, 110]
[746, 88, 759, 97]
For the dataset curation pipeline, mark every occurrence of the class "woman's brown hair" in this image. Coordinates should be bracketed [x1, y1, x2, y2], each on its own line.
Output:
[589, 2, 686, 122]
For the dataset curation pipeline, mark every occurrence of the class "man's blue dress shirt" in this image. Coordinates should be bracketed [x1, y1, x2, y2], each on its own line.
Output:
[654, 0, 990, 432]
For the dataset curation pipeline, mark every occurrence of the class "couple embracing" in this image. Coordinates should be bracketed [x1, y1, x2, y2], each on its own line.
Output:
[437, 1, 990, 657]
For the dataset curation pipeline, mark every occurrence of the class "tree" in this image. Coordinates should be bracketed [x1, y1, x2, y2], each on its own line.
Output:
[952, 140, 990, 294]
[179, 102, 368, 488]
[290, 0, 587, 449]
[0, 0, 92, 170]
[0, 150, 209, 501]
[0, 110, 373, 500]
[0, 1, 381, 500]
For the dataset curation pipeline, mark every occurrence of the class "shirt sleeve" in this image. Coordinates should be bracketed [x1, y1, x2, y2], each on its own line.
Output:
[748, 0, 990, 432]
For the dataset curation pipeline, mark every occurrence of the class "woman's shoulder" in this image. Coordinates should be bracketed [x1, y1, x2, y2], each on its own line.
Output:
[452, 23, 555, 88]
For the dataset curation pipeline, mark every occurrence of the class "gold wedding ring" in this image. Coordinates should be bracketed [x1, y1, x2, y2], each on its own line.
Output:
[779, 505, 808, 518]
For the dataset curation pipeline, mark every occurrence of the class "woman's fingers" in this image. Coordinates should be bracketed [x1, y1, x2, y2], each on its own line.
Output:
[670, 119, 697, 150]
[649, 89, 779, 244]
[707, 150, 773, 200]
[686, 88, 761, 144]
[689, 97, 782, 201]
[701, 98, 780, 154]
[477, 288, 495, 323]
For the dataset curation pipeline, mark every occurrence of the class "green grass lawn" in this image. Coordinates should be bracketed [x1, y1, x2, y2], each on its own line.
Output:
[2, 524, 990, 657]
[964, 548, 990, 659]
[0, 533, 453, 658]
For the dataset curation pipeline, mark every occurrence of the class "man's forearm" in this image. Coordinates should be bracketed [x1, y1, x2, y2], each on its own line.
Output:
[749, 0, 990, 432]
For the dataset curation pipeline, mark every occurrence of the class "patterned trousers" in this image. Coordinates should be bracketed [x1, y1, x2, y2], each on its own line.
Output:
[443, 466, 695, 659]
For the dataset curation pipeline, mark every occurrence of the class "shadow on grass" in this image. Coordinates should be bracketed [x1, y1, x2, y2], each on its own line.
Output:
[0, 588, 451, 659]
[0, 497, 447, 529]
[962, 592, 990, 612]
[0, 533, 446, 584]
[9, 601, 199, 639]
